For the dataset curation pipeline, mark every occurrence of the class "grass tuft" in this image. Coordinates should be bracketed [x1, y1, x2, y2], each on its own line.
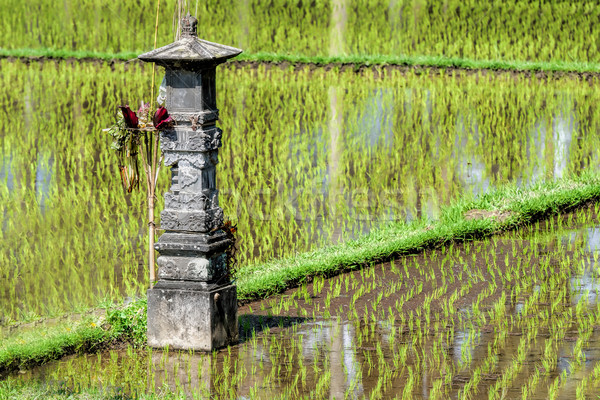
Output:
[0, 298, 147, 378]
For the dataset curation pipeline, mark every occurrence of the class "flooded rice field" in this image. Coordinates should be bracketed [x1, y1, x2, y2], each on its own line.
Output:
[7, 205, 600, 398]
[4, 0, 600, 66]
[3, 60, 600, 323]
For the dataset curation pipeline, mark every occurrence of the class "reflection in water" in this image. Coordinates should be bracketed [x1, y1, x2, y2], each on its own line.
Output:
[527, 104, 576, 183]
[6, 63, 598, 323]
[585, 227, 600, 252]
[563, 227, 600, 305]
[527, 116, 549, 185]
[552, 110, 575, 179]
[295, 85, 584, 238]
[149, 350, 211, 396]
[15, 212, 600, 398]
[454, 110, 489, 196]
[0, 150, 53, 212]
[452, 330, 479, 366]
[352, 89, 394, 152]
[329, 0, 346, 57]
[300, 320, 362, 398]
[327, 85, 343, 243]
[0, 153, 14, 192]
[236, 0, 250, 50]
[35, 152, 53, 212]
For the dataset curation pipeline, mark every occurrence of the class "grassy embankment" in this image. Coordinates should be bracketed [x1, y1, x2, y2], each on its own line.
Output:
[3, 170, 600, 377]
[3, 47, 600, 75]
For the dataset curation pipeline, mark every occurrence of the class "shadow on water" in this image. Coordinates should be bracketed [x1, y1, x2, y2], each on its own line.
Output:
[238, 314, 307, 343]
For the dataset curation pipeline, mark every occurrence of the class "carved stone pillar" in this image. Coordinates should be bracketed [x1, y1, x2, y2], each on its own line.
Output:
[138, 13, 242, 351]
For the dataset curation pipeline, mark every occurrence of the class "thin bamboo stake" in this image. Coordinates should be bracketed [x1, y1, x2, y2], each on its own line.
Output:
[139, 135, 155, 287]
[146, 0, 162, 288]
[150, 0, 161, 105]
[149, 132, 160, 284]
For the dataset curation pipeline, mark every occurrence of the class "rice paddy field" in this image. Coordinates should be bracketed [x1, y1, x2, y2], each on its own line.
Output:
[3, 57, 600, 396]
[3, 0, 600, 64]
[4, 0, 600, 398]
[3, 60, 600, 323]
[4, 206, 600, 398]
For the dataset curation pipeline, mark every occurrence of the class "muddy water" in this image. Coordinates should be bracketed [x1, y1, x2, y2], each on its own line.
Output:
[10, 206, 600, 398]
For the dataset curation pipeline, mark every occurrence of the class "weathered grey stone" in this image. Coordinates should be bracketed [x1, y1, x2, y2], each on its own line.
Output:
[154, 231, 230, 254]
[162, 150, 219, 170]
[147, 284, 238, 351]
[178, 164, 216, 192]
[160, 127, 223, 152]
[164, 190, 219, 210]
[157, 253, 227, 281]
[137, 13, 242, 72]
[139, 12, 241, 351]
[169, 109, 219, 124]
[160, 208, 223, 232]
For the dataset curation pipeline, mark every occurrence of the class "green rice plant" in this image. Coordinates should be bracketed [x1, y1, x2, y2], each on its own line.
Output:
[8, 37, 600, 322]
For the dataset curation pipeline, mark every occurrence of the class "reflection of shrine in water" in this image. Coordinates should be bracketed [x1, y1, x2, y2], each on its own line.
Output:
[146, 318, 364, 398]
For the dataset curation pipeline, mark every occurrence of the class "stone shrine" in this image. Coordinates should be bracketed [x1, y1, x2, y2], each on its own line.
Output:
[138, 13, 242, 351]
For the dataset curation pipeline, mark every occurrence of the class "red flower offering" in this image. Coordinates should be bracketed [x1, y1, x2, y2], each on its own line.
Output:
[153, 107, 174, 130]
[118, 105, 139, 129]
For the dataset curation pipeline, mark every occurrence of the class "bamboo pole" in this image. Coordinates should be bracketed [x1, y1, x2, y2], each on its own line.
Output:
[151, 0, 161, 104]
[146, 0, 162, 287]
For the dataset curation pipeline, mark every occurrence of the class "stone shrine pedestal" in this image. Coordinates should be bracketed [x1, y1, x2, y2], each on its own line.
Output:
[147, 282, 237, 350]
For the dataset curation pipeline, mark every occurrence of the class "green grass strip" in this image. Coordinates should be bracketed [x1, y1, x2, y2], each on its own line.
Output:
[0, 324, 109, 376]
[0, 47, 138, 62]
[0, 299, 146, 378]
[236, 170, 600, 300]
[2, 170, 600, 374]
[2, 47, 600, 74]
[236, 52, 600, 74]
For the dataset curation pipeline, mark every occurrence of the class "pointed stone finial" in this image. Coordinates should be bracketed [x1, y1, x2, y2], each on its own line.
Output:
[181, 13, 198, 38]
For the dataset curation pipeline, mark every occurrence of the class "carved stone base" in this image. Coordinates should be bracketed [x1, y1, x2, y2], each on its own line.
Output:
[154, 230, 231, 283]
[154, 230, 230, 254]
[160, 208, 223, 232]
[147, 282, 238, 351]
[157, 253, 227, 281]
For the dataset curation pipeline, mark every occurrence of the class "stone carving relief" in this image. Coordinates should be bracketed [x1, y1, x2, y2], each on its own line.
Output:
[161, 128, 222, 153]
[212, 208, 224, 229]
[170, 109, 219, 124]
[211, 128, 222, 148]
[187, 213, 210, 232]
[179, 164, 199, 190]
[158, 258, 178, 279]
[187, 132, 211, 151]
[163, 151, 218, 170]
[164, 190, 217, 211]
[161, 208, 224, 233]
[185, 257, 209, 280]
[198, 194, 209, 210]
[160, 130, 178, 150]
[160, 211, 179, 230]
[210, 191, 218, 209]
